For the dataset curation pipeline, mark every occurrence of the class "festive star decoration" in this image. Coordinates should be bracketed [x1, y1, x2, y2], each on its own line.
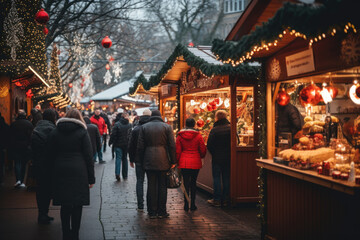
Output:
[104, 69, 112, 85]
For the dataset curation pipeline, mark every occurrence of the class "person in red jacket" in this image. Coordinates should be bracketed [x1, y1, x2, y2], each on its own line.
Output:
[176, 118, 206, 211]
[90, 109, 107, 163]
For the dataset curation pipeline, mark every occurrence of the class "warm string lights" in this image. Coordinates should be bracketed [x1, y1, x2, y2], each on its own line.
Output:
[215, 23, 357, 67]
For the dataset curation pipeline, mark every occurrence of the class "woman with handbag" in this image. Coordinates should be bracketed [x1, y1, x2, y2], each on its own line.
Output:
[176, 118, 206, 211]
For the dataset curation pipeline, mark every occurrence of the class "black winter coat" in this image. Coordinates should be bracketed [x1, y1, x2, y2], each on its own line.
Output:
[10, 116, 33, 150]
[276, 103, 303, 136]
[0, 115, 9, 149]
[110, 118, 131, 148]
[86, 123, 101, 156]
[47, 118, 95, 206]
[128, 115, 150, 163]
[207, 118, 231, 166]
[137, 116, 176, 171]
[31, 120, 56, 179]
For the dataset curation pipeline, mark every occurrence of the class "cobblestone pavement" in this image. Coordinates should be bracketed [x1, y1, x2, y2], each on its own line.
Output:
[100, 150, 260, 240]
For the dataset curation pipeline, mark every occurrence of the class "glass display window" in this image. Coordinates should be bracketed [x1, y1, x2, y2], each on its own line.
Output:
[236, 87, 255, 147]
[183, 87, 230, 143]
[162, 98, 178, 132]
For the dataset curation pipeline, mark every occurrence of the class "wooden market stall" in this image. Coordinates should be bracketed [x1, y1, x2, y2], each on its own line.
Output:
[130, 44, 260, 203]
[212, 0, 360, 239]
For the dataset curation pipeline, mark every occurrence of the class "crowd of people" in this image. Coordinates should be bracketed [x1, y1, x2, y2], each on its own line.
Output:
[0, 106, 231, 240]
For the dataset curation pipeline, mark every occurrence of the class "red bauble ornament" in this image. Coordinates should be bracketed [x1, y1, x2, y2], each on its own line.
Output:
[214, 98, 220, 105]
[276, 88, 290, 106]
[82, 78, 85, 82]
[101, 36, 112, 48]
[80, 93, 84, 97]
[106, 64, 110, 70]
[35, 9, 49, 25]
[68, 83, 73, 88]
[299, 84, 321, 106]
[206, 104, 213, 111]
[81, 83, 84, 87]
[188, 42, 194, 47]
[196, 119, 205, 128]
[43, 27, 49, 35]
[193, 108, 200, 114]
[326, 85, 338, 99]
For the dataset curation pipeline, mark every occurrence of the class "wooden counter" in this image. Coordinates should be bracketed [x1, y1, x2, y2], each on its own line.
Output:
[256, 159, 360, 240]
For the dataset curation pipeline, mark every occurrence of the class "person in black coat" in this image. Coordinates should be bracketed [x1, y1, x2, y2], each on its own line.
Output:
[30, 108, 43, 127]
[0, 112, 9, 184]
[128, 109, 151, 211]
[10, 109, 33, 188]
[137, 110, 176, 219]
[84, 117, 101, 161]
[47, 109, 95, 240]
[109, 113, 132, 181]
[100, 112, 111, 152]
[206, 110, 231, 207]
[276, 102, 303, 143]
[31, 109, 57, 224]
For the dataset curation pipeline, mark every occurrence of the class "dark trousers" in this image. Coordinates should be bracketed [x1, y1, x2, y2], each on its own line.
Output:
[12, 150, 28, 183]
[103, 134, 107, 152]
[135, 163, 145, 209]
[146, 170, 167, 216]
[115, 147, 128, 178]
[0, 149, 5, 183]
[36, 177, 52, 217]
[212, 162, 230, 202]
[182, 169, 199, 207]
[60, 205, 83, 240]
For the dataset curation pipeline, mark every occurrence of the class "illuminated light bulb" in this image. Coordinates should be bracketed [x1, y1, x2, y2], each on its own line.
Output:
[314, 38, 318, 42]
[279, 34, 283, 38]
[321, 87, 333, 104]
[346, 25, 349, 29]
[283, 30, 286, 34]
[344, 29, 348, 33]
[322, 33, 326, 38]
[333, 29, 336, 33]
[318, 36, 322, 40]
[268, 43, 272, 46]
[274, 42, 277, 46]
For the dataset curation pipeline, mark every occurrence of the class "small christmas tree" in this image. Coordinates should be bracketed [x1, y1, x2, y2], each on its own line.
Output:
[49, 43, 62, 92]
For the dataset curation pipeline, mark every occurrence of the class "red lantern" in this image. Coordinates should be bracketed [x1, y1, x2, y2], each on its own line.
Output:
[188, 42, 194, 47]
[43, 27, 49, 35]
[106, 64, 110, 70]
[101, 36, 112, 48]
[326, 85, 338, 99]
[68, 83, 73, 88]
[196, 118, 205, 128]
[299, 84, 321, 106]
[35, 9, 49, 25]
[276, 88, 290, 106]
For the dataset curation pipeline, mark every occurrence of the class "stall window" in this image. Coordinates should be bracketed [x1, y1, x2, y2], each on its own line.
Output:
[163, 99, 178, 133]
[236, 87, 254, 147]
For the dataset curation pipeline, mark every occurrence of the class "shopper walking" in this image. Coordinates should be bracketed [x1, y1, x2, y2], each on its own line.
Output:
[84, 117, 101, 162]
[100, 111, 111, 152]
[137, 110, 176, 219]
[90, 109, 107, 163]
[176, 118, 206, 211]
[128, 109, 151, 211]
[47, 109, 95, 240]
[207, 110, 231, 207]
[10, 109, 33, 188]
[0, 112, 9, 184]
[110, 113, 131, 181]
[31, 109, 56, 224]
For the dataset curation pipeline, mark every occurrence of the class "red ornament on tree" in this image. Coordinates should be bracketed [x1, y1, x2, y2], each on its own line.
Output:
[35, 9, 49, 25]
[106, 64, 110, 70]
[80, 93, 84, 97]
[188, 42, 194, 47]
[299, 84, 321, 106]
[43, 27, 49, 35]
[196, 118, 205, 128]
[68, 83, 73, 88]
[101, 36, 112, 48]
[276, 88, 290, 106]
[81, 83, 84, 87]
[326, 85, 338, 99]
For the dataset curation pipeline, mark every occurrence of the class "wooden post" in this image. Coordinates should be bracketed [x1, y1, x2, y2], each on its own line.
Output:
[266, 82, 274, 159]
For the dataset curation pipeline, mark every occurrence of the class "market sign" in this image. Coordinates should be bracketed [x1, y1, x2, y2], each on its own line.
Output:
[285, 48, 315, 77]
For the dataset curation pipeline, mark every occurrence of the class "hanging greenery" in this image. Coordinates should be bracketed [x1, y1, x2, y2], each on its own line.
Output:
[211, 0, 360, 63]
[129, 44, 260, 95]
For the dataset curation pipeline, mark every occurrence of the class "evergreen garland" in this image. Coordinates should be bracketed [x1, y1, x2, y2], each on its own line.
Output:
[129, 44, 260, 95]
[211, 0, 360, 62]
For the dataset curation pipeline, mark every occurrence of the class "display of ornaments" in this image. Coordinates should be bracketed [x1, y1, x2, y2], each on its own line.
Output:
[276, 88, 290, 106]
[299, 84, 321, 106]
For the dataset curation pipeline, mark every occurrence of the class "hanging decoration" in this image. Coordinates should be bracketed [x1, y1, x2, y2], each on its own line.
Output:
[101, 36, 112, 48]
[68, 83, 73, 88]
[26, 89, 34, 98]
[320, 84, 333, 104]
[299, 84, 321, 106]
[326, 85, 338, 99]
[35, 8, 49, 25]
[196, 118, 205, 128]
[43, 27, 48, 35]
[104, 70, 112, 85]
[341, 33, 360, 65]
[112, 62, 123, 83]
[276, 88, 290, 106]
[106, 64, 110, 70]
[4, 0, 24, 61]
[188, 42, 194, 47]
[349, 82, 360, 105]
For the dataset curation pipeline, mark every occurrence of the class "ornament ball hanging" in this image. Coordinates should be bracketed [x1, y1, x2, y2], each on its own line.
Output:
[299, 84, 321, 106]
[43, 27, 49, 35]
[196, 118, 205, 128]
[276, 88, 290, 106]
[101, 36, 112, 48]
[35, 9, 49, 25]
[68, 83, 73, 88]
[106, 64, 110, 70]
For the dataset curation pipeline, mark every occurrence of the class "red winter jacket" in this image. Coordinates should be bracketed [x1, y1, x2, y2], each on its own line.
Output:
[90, 115, 107, 136]
[176, 129, 206, 169]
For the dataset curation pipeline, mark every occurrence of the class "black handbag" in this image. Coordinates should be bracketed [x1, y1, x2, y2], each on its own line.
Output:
[166, 167, 181, 188]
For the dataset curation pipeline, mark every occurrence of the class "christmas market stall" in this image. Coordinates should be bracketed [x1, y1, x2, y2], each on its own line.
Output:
[212, 0, 360, 239]
[130, 44, 260, 203]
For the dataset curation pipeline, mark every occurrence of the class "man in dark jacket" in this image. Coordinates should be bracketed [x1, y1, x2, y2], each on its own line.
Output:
[31, 109, 56, 224]
[276, 102, 303, 144]
[84, 117, 101, 162]
[128, 109, 151, 211]
[110, 113, 132, 181]
[100, 112, 111, 152]
[137, 110, 176, 219]
[10, 109, 33, 188]
[90, 109, 107, 163]
[207, 110, 231, 207]
[0, 112, 9, 184]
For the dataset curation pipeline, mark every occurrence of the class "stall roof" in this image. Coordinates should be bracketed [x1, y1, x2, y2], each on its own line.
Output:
[80, 97, 91, 104]
[212, 0, 360, 66]
[11, 65, 49, 89]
